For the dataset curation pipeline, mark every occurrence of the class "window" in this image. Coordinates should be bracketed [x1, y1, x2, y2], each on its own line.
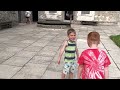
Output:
[49, 11, 57, 13]
[81, 11, 90, 14]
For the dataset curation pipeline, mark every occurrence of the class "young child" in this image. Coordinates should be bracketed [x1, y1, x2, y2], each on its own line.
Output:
[25, 11, 31, 24]
[58, 28, 79, 79]
[78, 31, 111, 79]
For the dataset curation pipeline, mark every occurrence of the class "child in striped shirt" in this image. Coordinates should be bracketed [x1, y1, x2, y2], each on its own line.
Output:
[58, 28, 79, 79]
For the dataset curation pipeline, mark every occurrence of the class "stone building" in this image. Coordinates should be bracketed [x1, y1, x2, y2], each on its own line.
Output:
[0, 11, 38, 29]
[38, 11, 120, 25]
[0, 11, 19, 29]
[0, 11, 120, 29]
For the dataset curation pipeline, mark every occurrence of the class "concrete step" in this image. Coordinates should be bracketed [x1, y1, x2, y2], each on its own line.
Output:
[37, 19, 70, 25]
[37, 24, 71, 29]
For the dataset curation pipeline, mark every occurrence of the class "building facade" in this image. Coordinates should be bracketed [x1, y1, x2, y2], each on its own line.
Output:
[0, 11, 120, 29]
[38, 11, 120, 25]
[0, 11, 19, 26]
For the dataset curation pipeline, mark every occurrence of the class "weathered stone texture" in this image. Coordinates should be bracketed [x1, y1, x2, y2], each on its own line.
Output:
[94, 11, 119, 22]
[18, 11, 26, 23]
[71, 11, 81, 24]
[0, 11, 18, 26]
[38, 11, 46, 20]
[38, 11, 63, 21]
[73, 11, 78, 21]
[73, 11, 120, 25]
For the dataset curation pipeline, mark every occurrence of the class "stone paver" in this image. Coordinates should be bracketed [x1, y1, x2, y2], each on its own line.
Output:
[47, 62, 63, 72]
[14, 50, 37, 58]
[0, 23, 119, 79]
[0, 51, 16, 60]
[29, 56, 53, 65]
[41, 70, 61, 79]
[4, 46, 23, 53]
[23, 46, 43, 52]
[11, 63, 48, 79]
[0, 64, 22, 79]
[2, 56, 31, 67]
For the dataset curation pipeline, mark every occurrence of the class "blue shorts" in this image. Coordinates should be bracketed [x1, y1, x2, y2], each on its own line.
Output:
[63, 61, 76, 75]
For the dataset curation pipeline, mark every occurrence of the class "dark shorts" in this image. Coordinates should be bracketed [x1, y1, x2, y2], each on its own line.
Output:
[26, 16, 30, 18]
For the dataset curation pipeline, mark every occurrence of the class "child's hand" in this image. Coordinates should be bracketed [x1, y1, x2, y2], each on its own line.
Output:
[58, 60, 60, 65]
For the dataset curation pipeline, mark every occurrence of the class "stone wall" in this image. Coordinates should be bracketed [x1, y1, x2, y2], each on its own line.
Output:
[18, 11, 26, 23]
[94, 11, 119, 23]
[72, 11, 120, 25]
[37, 11, 120, 25]
[73, 11, 78, 21]
[0, 11, 19, 26]
[38, 11, 63, 21]
[117, 11, 120, 26]
[38, 11, 46, 20]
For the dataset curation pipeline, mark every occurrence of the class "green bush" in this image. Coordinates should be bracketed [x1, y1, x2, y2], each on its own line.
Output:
[110, 35, 120, 48]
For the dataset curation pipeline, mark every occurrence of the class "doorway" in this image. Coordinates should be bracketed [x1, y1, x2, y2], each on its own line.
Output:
[18, 11, 21, 23]
[32, 11, 38, 22]
[64, 11, 73, 20]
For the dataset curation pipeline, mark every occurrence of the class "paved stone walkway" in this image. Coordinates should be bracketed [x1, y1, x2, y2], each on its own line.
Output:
[0, 23, 120, 79]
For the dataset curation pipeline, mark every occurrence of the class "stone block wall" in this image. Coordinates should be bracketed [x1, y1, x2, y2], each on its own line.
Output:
[0, 11, 19, 26]
[73, 11, 78, 21]
[25, 11, 120, 25]
[72, 11, 120, 25]
[38, 11, 63, 21]
[18, 11, 26, 23]
[38, 11, 46, 20]
[94, 11, 119, 23]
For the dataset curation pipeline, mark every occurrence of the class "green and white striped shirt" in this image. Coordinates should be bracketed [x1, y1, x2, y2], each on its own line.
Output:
[64, 40, 76, 62]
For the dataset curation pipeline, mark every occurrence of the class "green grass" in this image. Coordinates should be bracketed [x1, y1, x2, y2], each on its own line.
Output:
[110, 35, 120, 48]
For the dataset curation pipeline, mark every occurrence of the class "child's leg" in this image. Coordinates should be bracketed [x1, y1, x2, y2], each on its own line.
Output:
[62, 62, 69, 79]
[26, 17, 29, 23]
[69, 72, 74, 79]
[26, 18, 27, 23]
[69, 62, 76, 79]
[28, 17, 31, 24]
[61, 72, 66, 79]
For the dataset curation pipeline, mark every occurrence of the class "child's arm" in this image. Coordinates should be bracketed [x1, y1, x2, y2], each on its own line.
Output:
[104, 66, 109, 79]
[58, 40, 67, 64]
[76, 47, 79, 61]
[103, 51, 111, 79]
[75, 41, 79, 61]
[78, 65, 83, 79]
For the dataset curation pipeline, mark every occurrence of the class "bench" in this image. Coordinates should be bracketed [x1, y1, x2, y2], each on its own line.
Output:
[0, 21, 12, 30]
